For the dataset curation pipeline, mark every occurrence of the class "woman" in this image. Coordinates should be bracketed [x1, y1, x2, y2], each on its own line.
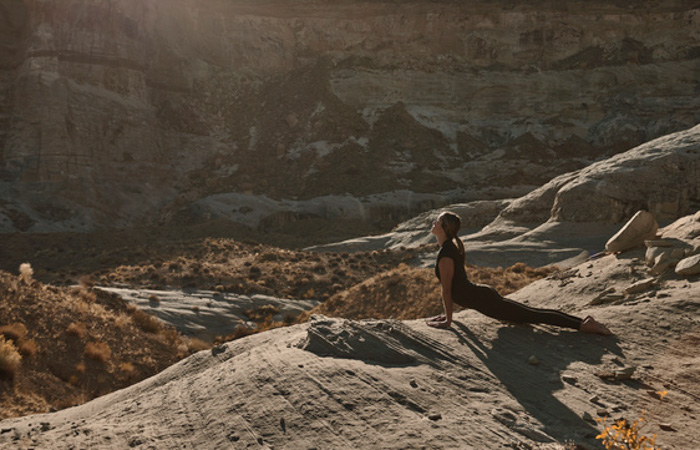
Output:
[426, 211, 612, 334]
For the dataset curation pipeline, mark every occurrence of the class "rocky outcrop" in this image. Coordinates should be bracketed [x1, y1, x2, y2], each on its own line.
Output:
[492, 124, 700, 228]
[0, 0, 698, 232]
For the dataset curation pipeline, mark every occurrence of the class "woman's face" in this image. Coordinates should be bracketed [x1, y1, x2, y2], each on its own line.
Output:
[430, 215, 444, 235]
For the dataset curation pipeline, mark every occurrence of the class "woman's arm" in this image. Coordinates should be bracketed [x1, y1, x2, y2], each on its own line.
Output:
[428, 257, 454, 328]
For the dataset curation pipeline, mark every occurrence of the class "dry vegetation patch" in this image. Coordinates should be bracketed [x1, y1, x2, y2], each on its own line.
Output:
[0, 270, 188, 419]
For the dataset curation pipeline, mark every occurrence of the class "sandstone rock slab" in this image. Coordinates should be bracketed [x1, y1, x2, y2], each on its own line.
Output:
[606, 211, 658, 254]
[675, 254, 700, 276]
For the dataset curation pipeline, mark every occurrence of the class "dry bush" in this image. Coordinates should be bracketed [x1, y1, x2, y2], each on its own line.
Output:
[148, 294, 161, 303]
[84, 342, 111, 362]
[246, 304, 280, 322]
[66, 322, 87, 338]
[0, 323, 28, 341]
[0, 336, 22, 378]
[186, 337, 211, 353]
[78, 275, 94, 288]
[18, 339, 38, 357]
[72, 287, 97, 304]
[129, 308, 163, 334]
[75, 362, 86, 373]
[113, 314, 130, 328]
[219, 325, 256, 342]
[119, 362, 136, 375]
[18, 263, 33, 284]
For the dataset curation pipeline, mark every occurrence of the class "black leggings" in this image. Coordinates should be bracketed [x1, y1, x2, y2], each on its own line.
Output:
[455, 284, 582, 330]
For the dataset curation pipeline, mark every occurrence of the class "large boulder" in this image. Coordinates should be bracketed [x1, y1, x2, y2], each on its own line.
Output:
[605, 210, 659, 253]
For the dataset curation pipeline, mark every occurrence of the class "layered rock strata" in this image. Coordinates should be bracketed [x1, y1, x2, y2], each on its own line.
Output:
[0, 0, 698, 231]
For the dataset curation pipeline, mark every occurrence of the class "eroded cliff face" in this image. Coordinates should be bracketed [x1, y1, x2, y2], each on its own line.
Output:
[0, 0, 698, 232]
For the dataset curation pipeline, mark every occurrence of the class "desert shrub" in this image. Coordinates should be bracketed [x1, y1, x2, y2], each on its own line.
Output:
[129, 309, 163, 334]
[19, 263, 33, 284]
[148, 294, 161, 304]
[597, 414, 659, 450]
[84, 342, 111, 362]
[597, 391, 667, 450]
[119, 362, 136, 375]
[0, 336, 22, 378]
[0, 323, 28, 341]
[18, 339, 38, 357]
[186, 338, 210, 352]
[224, 325, 256, 341]
[72, 286, 97, 304]
[66, 322, 87, 338]
[159, 325, 182, 345]
[246, 304, 280, 321]
[78, 275, 94, 288]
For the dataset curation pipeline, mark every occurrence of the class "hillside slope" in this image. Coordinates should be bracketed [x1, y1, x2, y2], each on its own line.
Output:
[0, 214, 697, 449]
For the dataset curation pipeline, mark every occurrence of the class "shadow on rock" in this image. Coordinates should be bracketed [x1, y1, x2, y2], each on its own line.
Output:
[453, 321, 622, 446]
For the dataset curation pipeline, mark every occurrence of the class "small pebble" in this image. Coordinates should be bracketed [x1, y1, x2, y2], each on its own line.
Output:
[528, 355, 539, 365]
[428, 413, 442, 421]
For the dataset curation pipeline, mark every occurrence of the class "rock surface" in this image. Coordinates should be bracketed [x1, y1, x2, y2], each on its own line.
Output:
[1, 0, 698, 232]
[99, 287, 320, 342]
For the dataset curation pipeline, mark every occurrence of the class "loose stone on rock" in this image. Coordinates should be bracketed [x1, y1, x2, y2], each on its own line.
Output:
[675, 254, 700, 276]
[428, 413, 442, 421]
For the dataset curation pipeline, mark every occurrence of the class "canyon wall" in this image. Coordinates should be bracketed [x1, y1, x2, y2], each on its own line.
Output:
[0, 0, 698, 232]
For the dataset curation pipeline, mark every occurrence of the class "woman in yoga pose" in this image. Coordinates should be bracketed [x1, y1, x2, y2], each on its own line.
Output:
[426, 211, 612, 334]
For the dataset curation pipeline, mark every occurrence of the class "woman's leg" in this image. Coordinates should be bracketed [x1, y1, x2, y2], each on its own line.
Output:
[465, 284, 582, 330]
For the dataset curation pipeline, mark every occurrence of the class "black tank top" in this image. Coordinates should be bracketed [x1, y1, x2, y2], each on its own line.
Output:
[435, 240, 472, 301]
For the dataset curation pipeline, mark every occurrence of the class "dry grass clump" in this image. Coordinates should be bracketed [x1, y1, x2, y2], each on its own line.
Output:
[186, 337, 211, 352]
[18, 339, 38, 357]
[84, 342, 112, 362]
[126, 304, 163, 334]
[0, 323, 28, 341]
[66, 322, 87, 338]
[0, 336, 22, 379]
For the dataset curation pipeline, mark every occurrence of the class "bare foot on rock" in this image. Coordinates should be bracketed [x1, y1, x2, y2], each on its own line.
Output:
[580, 316, 612, 335]
[426, 314, 446, 323]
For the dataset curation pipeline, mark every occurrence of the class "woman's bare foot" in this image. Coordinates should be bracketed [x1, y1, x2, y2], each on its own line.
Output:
[427, 319, 451, 329]
[427, 314, 446, 322]
[579, 316, 612, 335]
